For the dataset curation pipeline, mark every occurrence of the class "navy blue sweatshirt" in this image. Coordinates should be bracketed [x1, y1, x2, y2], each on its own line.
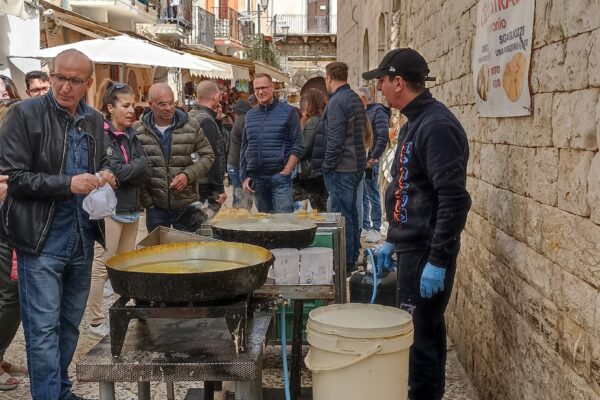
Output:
[366, 103, 391, 160]
[385, 91, 471, 268]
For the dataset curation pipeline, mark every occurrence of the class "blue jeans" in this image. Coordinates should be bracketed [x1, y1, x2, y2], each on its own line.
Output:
[356, 178, 364, 235]
[17, 232, 93, 400]
[362, 162, 382, 231]
[252, 173, 294, 213]
[324, 170, 363, 266]
[146, 206, 192, 233]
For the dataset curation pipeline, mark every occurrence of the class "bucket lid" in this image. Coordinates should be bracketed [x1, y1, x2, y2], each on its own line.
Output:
[308, 303, 413, 338]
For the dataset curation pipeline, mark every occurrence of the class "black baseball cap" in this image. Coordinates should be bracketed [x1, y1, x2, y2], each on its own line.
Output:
[362, 48, 434, 82]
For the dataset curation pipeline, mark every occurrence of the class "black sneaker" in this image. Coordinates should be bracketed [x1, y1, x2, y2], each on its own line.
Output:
[346, 263, 358, 277]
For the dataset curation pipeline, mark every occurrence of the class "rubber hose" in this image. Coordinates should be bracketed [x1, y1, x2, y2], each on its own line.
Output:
[280, 304, 292, 400]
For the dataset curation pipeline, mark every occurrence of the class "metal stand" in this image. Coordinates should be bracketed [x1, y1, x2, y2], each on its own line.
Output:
[109, 295, 250, 357]
[77, 315, 271, 400]
[290, 300, 304, 400]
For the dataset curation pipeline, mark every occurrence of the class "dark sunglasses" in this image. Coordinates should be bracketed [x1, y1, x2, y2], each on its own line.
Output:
[107, 82, 129, 96]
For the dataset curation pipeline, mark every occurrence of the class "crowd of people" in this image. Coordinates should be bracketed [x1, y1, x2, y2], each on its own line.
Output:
[0, 46, 470, 400]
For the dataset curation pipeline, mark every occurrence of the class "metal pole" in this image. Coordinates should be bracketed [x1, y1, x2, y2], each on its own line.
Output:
[120, 63, 126, 83]
[257, 3, 261, 36]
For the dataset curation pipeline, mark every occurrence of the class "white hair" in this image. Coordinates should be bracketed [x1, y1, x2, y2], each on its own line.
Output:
[356, 87, 372, 102]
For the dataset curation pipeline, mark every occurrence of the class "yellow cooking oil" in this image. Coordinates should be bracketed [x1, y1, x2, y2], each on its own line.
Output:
[124, 259, 249, 274]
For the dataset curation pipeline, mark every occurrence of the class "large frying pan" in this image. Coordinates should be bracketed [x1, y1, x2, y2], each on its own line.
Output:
[106, 242, 273, 302]
[211, 215, 317, 249]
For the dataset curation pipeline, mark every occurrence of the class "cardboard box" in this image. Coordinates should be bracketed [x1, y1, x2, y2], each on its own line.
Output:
[136, 227, 211, 248]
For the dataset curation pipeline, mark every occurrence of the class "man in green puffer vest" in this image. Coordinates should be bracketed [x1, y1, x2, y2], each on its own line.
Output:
[134, 83, 214, 232]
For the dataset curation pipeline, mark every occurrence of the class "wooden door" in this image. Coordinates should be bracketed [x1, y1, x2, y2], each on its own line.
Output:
[307, 0, 329, 33]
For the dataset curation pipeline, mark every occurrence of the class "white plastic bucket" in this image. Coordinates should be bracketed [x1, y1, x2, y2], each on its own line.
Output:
[305, 303, 413, 400]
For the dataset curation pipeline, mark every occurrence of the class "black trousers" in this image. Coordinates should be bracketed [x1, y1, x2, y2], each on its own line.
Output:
[395, 249, 457, 400]
[0, 239, 19, 361]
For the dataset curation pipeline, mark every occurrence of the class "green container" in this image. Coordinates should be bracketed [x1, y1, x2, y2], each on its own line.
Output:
[311, 232, 333, 248]
[276, 300, 327, 341]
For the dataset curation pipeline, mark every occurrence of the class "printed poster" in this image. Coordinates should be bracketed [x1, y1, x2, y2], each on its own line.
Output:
[472, 0, 534, 117]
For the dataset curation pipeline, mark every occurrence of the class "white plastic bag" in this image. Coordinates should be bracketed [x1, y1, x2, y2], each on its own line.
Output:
[83, 184, 117, 220]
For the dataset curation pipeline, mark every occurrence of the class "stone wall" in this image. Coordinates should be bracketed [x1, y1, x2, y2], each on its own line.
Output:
[338, 0, 600, 398]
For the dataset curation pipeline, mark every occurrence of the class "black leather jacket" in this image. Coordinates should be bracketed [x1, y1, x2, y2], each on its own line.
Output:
[0, 92, 108, 254]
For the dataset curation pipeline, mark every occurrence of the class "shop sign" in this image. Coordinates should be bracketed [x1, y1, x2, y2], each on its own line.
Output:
[473, 0, 535, 117]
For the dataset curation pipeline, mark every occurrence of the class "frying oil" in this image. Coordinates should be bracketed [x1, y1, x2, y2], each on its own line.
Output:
[123, 259, 248, 274]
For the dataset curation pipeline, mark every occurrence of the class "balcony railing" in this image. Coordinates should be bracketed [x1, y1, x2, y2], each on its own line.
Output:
[156, 0, 192, 29]
[185, 6, 215, 49]
[213, 7, 255, 43]
[272, 14, 337, 35]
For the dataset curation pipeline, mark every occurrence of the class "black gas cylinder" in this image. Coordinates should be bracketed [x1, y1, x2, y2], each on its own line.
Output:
[349, 268, 397, 307]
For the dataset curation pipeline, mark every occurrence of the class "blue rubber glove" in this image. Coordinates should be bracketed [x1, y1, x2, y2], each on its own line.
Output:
[420, 263, 446, 298]
[374, 242, 395, 272]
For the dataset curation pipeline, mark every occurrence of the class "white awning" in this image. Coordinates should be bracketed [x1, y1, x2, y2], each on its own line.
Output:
[0, 0, 29, 19]
[189, 59, 250, 81]
[10, 35, 224, 73]
[254, 61, 290, 84]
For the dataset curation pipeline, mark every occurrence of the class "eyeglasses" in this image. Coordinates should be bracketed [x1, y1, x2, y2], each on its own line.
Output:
[29, 86, 50, 95]
[51, 73, 89, 89]
[254, 86, 272, 93]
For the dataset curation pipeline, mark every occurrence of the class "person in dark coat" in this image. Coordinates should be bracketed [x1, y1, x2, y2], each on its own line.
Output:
[322, 62, 367, 274]
[294, 88, 328, 212]
[368, 48, 471, 400]
[241, 73, 303, 213]
[227, 95, 256, 210]
[356, 87, 391, 243]
[189, 81, 228, 216]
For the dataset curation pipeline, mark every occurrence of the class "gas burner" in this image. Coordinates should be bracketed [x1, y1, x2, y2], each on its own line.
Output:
[109, 295, 252, 357]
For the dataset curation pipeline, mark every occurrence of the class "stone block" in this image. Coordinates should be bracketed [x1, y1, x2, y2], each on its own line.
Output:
[587, 153, 600, 224]
[531, 42, 566, 94]
[590, 335, 600, 394]
[493, 227, 562, 306]
[524, 147, 559, 206]
[562, 0, 600, 37]
[479, 143, 508, 188]
[532, 0, 563, 49]
[560, 365, 599, 400]
[564, 33, 592, 91]
[538, 205, 600, 289]
[557, 149, 594, 216]
[559, 315, 590, 377]
[552, 89, 599, 151]
[561, 271, 599, 336]
[589, 29, 600, 87]
[526, 93, 554, 147]
[507, 146, 534, 195]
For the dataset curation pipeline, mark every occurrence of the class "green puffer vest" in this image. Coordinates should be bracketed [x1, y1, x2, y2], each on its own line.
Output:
[134, 109, 215, 210]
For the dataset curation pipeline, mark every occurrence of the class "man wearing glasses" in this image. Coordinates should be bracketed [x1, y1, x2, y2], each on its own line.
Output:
[0, 49, 116, 400]
[241, 73, 303, 213]
[135, 82, 215, 232]
[25, 70, 50, 98]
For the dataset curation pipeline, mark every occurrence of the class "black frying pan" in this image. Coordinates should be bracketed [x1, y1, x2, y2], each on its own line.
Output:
[211, 215, 317, 249]
[106, 242, 273, 302]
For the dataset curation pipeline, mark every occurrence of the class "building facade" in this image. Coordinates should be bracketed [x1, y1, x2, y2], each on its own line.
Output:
[338, 0, 600, 399]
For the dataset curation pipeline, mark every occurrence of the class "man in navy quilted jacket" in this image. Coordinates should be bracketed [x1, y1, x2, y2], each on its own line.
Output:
[241, 73, 303, 213]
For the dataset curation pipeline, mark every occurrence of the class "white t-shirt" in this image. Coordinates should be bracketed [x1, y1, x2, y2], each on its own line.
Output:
[156, 125, 170, 135]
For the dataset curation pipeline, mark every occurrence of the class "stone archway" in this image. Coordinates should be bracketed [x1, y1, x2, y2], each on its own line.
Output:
[127, 69, 140, 102]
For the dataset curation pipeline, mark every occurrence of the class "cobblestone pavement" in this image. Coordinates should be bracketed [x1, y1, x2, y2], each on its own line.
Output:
[1, 196, 479, 400]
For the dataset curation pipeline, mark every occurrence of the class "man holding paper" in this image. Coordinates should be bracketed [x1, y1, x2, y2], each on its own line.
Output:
[0, 49, 115, 400]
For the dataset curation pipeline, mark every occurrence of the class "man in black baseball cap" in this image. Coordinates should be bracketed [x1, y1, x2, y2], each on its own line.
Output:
[362, 47, 432, 82]
[371, 48, 471, 400]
